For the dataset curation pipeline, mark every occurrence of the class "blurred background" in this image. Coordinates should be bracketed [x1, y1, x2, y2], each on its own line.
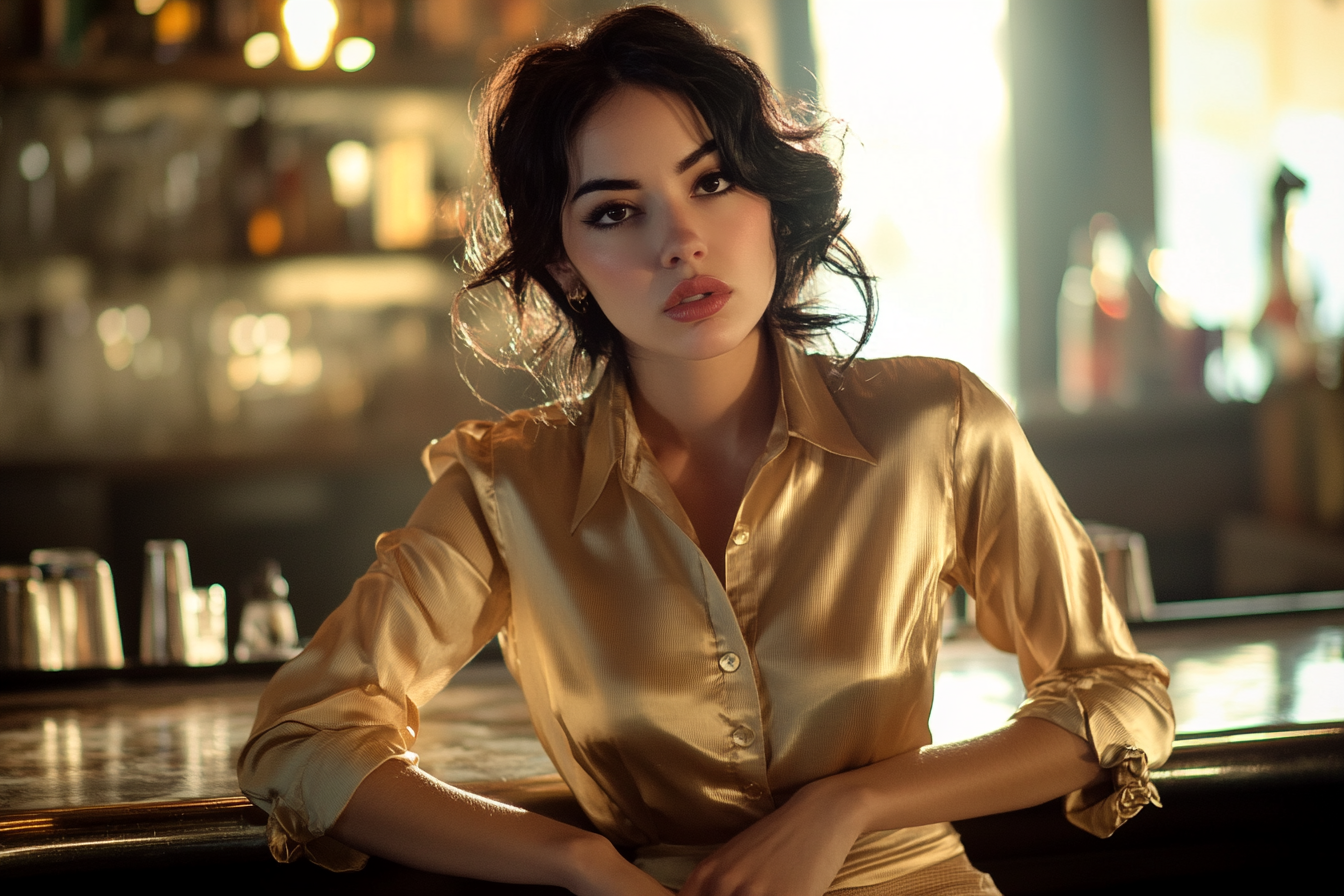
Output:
[1, 0, 1341, 654]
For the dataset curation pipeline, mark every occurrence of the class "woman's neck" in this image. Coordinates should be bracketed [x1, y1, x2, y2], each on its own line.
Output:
[625, 326, 777, 463]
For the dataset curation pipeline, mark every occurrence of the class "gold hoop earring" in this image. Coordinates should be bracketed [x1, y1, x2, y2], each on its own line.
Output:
[566, 285, 589, 314]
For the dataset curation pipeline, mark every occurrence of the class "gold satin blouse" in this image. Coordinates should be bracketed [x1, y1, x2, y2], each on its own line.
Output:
[238, 334, 1175, 890]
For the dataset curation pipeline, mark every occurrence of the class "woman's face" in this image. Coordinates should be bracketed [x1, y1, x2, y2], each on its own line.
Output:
[555, 86, 776, 366]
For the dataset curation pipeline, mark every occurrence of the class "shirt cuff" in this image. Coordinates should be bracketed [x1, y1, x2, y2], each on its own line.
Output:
[266, 798, 369, 872]
[1011, 663, 1173, 837]
[242, 723, 421, 870]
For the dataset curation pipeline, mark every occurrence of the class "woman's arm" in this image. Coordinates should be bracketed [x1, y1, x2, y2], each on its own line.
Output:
[330, 759, 671, 896]
[679, 717, 1100, 896]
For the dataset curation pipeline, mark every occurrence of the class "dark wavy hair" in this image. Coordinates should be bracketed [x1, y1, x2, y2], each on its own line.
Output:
[458, 4, 876, 411]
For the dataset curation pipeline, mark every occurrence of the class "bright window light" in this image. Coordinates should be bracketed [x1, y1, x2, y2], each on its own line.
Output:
[811, 0, 1015, 401]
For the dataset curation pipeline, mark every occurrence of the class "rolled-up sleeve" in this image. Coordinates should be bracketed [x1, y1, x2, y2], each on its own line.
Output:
[948, 367, 1175, 837]
[237, 423, 510, 869]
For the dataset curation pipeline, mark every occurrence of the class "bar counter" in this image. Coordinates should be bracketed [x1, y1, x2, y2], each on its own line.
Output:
[3, 610, 1342, 893]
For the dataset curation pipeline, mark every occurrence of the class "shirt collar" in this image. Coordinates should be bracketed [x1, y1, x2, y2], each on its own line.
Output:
[774, 329, 877, 467]
[570, 330, 876, 533]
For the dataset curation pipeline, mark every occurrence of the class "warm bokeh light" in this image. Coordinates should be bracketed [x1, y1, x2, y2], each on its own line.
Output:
[19, 142, 50, 181]
[282, 0, 340, 71]
[229, 314, 261, 355]
[288, 346, 324, 391]
[258, 346, 294, 386]
[247, 208, 284, 256]
[135, 0, 166, 14]
[227, 354, 260, 391]
[326, 140, 372, 207]
[335, 37, 376, 72]
[217, 303, 321, 394]
[96, 308, 127, 345]
[154, 0, 199, 46]
[373, 138, 434, 249]
[259, 256, 447, 309]
[123, 304, 151, 343]
[104, 340, 133, 371]
[243, 32, 281, 69]
[257, 313, 292, 350]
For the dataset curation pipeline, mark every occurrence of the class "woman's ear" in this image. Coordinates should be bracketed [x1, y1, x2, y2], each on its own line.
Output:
[547, 259, 582, 294]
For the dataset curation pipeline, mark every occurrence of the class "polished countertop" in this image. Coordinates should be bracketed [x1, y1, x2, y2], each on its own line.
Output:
[2, 610, 1342, 887]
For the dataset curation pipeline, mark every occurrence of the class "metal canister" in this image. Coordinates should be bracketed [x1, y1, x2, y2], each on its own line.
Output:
[28, 548, 125, 669]
[1, 564, 62, 670]
[1084, 523, 1158, 622]
[141, 539, 195, 665]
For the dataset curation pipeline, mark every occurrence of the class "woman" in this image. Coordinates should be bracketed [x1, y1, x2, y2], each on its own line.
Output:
[239, 8, 1174, 895]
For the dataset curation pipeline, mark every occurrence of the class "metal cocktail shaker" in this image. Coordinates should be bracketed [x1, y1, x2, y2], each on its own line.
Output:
[1, 564, 61, 670]
[28, 548, 125, 669]
[140, 539, 228, 666]
[140, 539, 194, 665]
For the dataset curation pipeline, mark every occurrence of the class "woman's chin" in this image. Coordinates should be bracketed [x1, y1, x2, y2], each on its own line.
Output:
[625, 321, 765, 367]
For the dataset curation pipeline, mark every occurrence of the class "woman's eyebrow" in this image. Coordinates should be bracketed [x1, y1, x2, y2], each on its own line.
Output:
[571, 177, 638, 201]
[675, 139, 718, 174]
[569, 140, 719, 202]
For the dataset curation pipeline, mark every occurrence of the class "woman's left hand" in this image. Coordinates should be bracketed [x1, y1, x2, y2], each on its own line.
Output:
[678, 776, 865, 896]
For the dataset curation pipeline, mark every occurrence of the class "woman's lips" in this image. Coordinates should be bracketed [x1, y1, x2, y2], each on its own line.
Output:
[664, 276, 732, 323]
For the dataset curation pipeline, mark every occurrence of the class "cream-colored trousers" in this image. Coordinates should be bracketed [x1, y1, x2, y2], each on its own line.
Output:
[828, 854, 1002, 896]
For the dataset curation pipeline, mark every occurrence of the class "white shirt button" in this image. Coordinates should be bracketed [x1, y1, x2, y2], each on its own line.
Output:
[731, 529, 750, 545]
[719, 652, 741, 673]
[731, 726, 755, 748]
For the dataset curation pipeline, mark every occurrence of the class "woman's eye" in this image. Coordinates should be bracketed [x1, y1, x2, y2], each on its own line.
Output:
[696, 173, 732, 195]
[586, 204, 634, 227]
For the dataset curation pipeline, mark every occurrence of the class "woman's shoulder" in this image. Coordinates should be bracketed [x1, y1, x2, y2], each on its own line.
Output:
[421, 399, 590, 484]
[812, 353, 1020, 453]
[817, 353, 966, 413]
[832, 354, 1012, 412]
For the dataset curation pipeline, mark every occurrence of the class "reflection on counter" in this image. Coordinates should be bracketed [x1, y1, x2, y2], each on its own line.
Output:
[5, 611, 1342, 814]
[933, 611, 1344, 742]
[0, 663, 556, 813]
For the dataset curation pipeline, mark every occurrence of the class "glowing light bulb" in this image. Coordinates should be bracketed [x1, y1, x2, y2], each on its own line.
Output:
[244, 32, 281, 68]
[282, 0, 339, 71]
[335, 37, 375, 72]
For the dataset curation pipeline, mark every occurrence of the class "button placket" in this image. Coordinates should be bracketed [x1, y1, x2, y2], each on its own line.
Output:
[698, 551, 772, 811]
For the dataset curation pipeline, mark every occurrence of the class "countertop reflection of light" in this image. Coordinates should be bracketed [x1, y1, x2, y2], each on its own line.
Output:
[335, 37, 375, 73]
[282, 0, 340, 71]
[243, 32, 281, 69]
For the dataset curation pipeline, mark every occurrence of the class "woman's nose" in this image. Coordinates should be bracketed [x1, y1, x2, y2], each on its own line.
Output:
[660, 208, 707, 268]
